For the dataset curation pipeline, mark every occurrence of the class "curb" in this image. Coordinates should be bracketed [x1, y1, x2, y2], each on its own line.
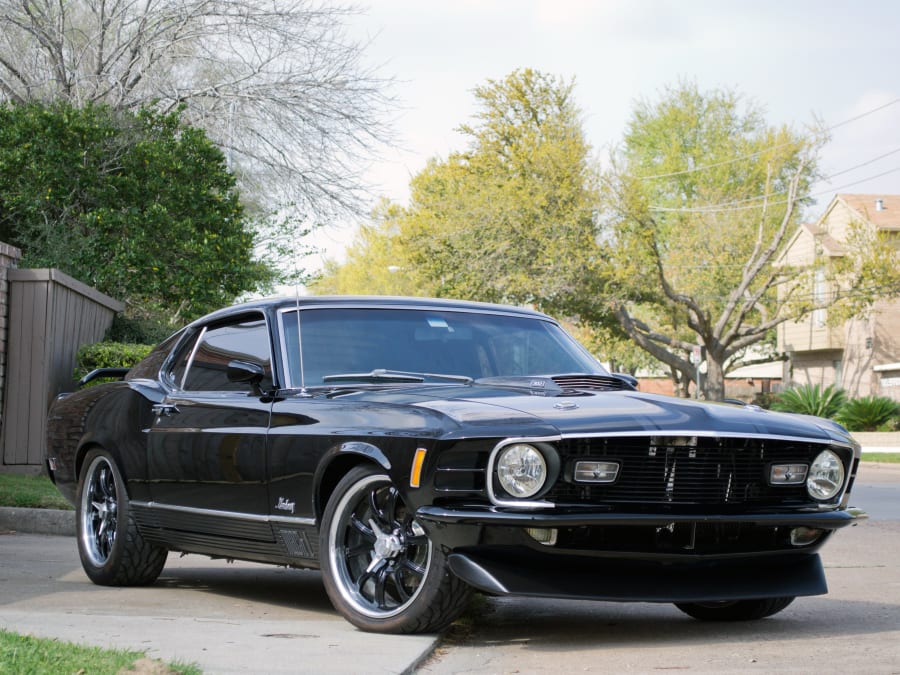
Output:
[0, 506, 75, 536]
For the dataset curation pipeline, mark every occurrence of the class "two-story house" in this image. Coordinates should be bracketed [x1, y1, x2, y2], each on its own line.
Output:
[777, 193, 900, 400]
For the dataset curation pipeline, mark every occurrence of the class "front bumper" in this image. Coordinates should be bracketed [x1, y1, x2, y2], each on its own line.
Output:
[448, 547, 828, 602]
[417, 505, 863, 529]
[417, 505, 867, 603]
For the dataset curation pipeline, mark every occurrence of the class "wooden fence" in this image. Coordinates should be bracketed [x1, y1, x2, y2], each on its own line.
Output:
[1, 269, 124, 469]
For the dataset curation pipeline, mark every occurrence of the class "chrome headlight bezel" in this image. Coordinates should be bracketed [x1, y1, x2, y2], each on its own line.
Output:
[806, 449, 847, 502]
[487, 438, 560, 508]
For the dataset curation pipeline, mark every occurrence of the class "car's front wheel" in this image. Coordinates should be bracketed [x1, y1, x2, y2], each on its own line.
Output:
[320, 465, 471, 633]
[675, 597, 795, 621]
[77, 449, 167, 586]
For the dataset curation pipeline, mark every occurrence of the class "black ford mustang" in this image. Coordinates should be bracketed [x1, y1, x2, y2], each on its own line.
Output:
[46, 296, 864, 633]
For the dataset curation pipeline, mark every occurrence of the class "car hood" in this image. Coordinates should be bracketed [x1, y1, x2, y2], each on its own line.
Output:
[338, 384, 854, 446]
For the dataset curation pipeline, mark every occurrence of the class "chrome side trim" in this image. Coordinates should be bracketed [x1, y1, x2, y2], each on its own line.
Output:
[130, 500, 316, 527]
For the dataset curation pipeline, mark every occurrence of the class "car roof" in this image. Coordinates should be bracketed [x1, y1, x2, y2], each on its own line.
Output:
[189, 295, 554, 329]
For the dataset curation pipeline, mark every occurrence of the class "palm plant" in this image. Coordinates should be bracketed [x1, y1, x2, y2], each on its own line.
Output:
[771, 384, 847, 419]
[836, 396, 900, 432]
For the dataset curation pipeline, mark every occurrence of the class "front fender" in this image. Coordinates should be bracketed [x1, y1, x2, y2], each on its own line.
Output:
[312, 441, 395, 524]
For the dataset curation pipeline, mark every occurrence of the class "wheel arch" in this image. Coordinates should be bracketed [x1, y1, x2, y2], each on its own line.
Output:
[314, 441, 392, 523]
[75, 439, 126, 488]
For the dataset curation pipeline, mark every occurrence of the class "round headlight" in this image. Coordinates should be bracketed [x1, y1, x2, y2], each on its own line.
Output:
[806, 450, 845, 501]
[496, 443, 547, 499]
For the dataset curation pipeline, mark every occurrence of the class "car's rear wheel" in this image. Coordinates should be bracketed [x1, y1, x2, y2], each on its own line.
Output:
[675, 597, 795, 621]
[320, 465, 471, 633]
[77, 449, 167, 586]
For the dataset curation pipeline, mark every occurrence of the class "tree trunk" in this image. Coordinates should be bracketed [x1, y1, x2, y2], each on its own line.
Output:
[705, 356, 726, 401]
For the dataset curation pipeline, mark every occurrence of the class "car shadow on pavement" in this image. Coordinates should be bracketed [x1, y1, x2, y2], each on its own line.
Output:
[151, 563, 337, 615]
[443, 594, 900, 652]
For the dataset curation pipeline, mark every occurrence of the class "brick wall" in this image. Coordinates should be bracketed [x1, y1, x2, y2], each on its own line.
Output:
[0, 241, 23, 418]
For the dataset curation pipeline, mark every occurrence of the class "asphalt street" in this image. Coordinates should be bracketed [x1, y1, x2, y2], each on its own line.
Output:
[416, 462, 900, 674]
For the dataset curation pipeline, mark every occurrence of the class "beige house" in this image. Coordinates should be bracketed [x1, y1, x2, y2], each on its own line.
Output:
[778, 194, 900, 400]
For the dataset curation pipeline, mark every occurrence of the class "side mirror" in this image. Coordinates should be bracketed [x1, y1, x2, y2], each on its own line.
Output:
[227, 360, 266, 395]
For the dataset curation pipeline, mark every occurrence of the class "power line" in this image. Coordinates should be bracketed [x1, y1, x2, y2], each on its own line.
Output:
[648, 165, 900, 213]
[825, 146, 900, 180]
[636, 97, 900, 182]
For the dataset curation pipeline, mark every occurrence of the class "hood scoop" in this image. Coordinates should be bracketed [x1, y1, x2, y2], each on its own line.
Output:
[551, 374, 636, 392]
[475, 374, 635, 396]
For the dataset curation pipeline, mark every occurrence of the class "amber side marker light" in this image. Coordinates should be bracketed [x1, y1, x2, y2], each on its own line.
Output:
[410, 447, 428, 488]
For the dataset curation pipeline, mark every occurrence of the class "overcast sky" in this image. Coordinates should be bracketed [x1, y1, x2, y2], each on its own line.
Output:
[310, 0, 900, 264]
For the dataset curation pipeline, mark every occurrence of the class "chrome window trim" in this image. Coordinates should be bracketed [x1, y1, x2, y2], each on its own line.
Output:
[179, 325, 206, 390]
[274, 303, 608, 390]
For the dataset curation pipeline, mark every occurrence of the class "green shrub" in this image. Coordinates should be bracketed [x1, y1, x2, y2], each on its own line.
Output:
[105, 314, 174, 344]
[75, 341, 154, 384]
[836, 395, 900, 432]
[771, 384, 847, 418]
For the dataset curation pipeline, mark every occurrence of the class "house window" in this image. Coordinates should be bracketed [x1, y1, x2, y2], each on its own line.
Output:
[813, 269, 827, 328]
[833, 360, 843, 388]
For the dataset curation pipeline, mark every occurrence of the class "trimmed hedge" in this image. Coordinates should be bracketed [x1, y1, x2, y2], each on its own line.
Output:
[74, 341, 155, 384]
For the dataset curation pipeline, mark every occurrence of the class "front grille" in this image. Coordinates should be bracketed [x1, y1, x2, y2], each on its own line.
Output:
[551, 436, 831, 507]
[434, 435, 845, 510]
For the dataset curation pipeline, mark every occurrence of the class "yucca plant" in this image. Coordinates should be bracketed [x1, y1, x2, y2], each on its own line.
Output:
[771, 384, 847, 419]
[836, 396, 900, 432]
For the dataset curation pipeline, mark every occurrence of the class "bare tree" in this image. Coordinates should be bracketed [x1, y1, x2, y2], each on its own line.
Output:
[0, 0, 392, 216]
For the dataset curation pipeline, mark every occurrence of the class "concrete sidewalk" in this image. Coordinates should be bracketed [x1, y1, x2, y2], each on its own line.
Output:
[0, 533, 439, 674]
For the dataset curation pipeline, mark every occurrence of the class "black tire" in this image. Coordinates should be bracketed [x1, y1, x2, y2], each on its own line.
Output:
[319, 465, 471, 633]
[675, 597, 795, 621]
[76, 449, 167, 586]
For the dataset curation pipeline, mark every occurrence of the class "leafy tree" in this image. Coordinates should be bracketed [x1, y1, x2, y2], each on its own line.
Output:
[314, 69, 638, 370]
[0, 102, 274, 322]
[398, 69, 604, 314]
[311, 200, 431, 297]
[601, 82, 823, 399]
[0, 0, 391, 217]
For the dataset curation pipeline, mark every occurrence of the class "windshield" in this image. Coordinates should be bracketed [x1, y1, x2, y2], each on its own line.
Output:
[278, 307, 607, 388]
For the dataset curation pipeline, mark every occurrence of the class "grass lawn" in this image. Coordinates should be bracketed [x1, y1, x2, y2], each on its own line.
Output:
[861, 452, 900, 463]
[0, 629, 200, 674]
[0, 472, 71, 509]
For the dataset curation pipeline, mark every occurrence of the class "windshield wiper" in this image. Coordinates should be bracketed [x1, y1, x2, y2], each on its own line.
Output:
[322, 368, 473, 384]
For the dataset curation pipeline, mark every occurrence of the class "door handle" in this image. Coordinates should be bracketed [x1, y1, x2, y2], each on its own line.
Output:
[152, 403, 180, 417]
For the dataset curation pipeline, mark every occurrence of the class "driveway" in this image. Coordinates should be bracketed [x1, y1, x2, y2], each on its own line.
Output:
[0, 534, 437, 674]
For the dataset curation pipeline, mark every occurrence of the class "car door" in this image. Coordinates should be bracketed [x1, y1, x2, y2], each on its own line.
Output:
[146, 312, 274, 534]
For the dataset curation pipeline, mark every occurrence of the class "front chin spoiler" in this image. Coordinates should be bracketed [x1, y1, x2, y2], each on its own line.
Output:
[447, 550, 827, 603]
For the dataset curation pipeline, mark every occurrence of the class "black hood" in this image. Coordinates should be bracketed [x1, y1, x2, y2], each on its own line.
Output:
[341, 383, 855, 447]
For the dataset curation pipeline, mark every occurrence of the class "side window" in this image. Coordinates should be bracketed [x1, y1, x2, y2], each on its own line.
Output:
[175, 316, 273, 392]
